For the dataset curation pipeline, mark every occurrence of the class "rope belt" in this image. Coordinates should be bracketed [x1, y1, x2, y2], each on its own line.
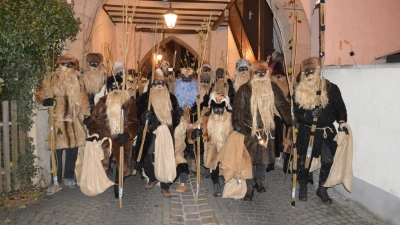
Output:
[305, 124, 333, 138]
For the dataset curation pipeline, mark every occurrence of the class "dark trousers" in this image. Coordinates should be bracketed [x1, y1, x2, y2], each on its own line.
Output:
[211, 163, 220, 184]
[50, 147, 78, 184]
[143, 152, 170, 190]
[246, 164, 266, 185]
[299, 142, 334, 186]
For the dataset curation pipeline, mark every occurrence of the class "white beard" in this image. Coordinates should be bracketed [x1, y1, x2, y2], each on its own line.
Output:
[106, 90, 129, 135]
[250, 76, 275, 136]
[295, 73, 328, 109]
[207, 112, 232, 152]
[234, 71, 250, 92]
[150, 86, 173, 125]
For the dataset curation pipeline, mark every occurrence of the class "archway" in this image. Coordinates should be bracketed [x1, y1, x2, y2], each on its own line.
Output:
[139, 36, 201, 75]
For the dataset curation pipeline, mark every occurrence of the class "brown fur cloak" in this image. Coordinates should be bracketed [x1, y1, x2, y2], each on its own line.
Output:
[232, 82, 291, 164]
[35, 71, 90, 150]
[88, 95, 140, 177]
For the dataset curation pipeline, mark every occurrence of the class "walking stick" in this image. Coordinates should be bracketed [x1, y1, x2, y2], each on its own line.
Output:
[132, 27, 160, 175]
[305, 0, 325, 169]
[119, 104, 125, 208]
[49, 102, 59, 193]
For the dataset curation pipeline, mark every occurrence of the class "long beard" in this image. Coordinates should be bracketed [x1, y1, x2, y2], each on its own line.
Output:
[106, 90, 129, 135]
[150, 87, 172, 125]
[250, 76, 275, 136]
[54, 69, 81, 97]
[208, 112, 232, 152]
[234, 71, 250, 92]
[83, 67, 104, 94]
[214, 79, 226, 94]
[295, 74, 328, 109]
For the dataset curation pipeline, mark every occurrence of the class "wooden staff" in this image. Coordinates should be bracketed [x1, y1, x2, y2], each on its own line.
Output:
[305, 0, 325, 169]
[132, 27, 160, 176]
[49, 102, 59, 193]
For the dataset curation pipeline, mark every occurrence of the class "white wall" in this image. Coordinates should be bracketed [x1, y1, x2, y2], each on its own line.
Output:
[324, 64, 400, 224]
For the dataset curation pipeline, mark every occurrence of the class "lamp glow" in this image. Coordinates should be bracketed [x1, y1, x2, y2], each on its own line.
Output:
[164, 3, 177, 29]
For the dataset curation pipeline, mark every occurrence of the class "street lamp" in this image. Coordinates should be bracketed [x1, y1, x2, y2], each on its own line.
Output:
[164, 3, 177, 28]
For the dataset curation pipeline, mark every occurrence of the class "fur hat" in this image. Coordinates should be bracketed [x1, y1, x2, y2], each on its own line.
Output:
[202, 63, 212, 72]
[86, 53, 103, 64]
[181, 67, 195, 77]
[235, 58, 250, 71]
[301, 57, 320, 72]
[200, 73, 211, 83]
[113, 61, 124, 75]
[250, 60, 269, 71]
[153, 68, 165, 82]
[58, 54, 79, 70]
[106, 75, 123, 91]
[209, 92, 230, 108]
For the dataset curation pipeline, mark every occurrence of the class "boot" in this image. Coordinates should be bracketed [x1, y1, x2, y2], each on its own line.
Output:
[266, 163, 275, 172]
[316, 186, 332, 204]
[161, 189, 172, 198]
[254, 178, 266, 193]
[298, 184, 307, 201]
[145, 180, 158, 189]
[213, 183, 222, 197]
[243, 184, 254, 201]
[175, 183, 188, 192]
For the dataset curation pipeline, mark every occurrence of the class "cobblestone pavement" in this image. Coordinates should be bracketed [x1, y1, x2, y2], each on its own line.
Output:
[0, 162, 384, 225]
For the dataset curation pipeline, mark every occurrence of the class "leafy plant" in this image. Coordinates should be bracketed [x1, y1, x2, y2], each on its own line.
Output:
[0, 0, 80, 197]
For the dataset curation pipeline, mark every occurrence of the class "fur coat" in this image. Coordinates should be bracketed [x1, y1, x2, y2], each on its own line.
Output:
[232, 82, 291, 165]
[134, 91, 181, 162]
[294, 80, 347, 157]
[35, 72, 90, 150]
[88, 95, 140, 177]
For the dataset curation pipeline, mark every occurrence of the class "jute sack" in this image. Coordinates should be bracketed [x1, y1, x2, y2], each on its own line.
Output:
[324, 123, 354, 192]
[79, 134, 114, 196]
[222, 178, 246, 199]
[154, 124, 176, 183]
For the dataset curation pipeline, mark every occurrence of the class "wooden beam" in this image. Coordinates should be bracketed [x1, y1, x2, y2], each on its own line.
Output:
[104, 5, 224, 12]
[109, 11, 219, 18]
[102, 6, 116, 26]
[211, 0, 234, 30]
[135, 27, 208, 34]
[115, 21, 228, 26]
[111, 16, 217, 23]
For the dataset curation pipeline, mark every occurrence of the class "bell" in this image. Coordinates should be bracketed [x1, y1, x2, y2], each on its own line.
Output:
[258, 138, 266, 147]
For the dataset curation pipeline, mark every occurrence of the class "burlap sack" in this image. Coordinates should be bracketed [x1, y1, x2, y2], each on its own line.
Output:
[309, 156, 321, 172]
[324, 123, 354, 192]
[154, 124, 176, 183]
[79, 134, 114, 196]
[222, 178, 246, 199]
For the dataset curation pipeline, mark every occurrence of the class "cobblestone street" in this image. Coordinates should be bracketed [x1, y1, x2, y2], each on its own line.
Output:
[0, 162, 384, 225]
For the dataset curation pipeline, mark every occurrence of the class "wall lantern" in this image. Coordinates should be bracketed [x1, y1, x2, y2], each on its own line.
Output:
[157, 54, 163, 61]
[164, 3, 178, 28]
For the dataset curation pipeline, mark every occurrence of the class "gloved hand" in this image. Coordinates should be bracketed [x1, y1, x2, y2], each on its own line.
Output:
[311, 108, 322, 118]
[140, 110, 153, 124]
[338, 122, 349, 135]
[42, 98, 55, 107]
[191, 128, 203, 139]
[117, 132, 130, 146]
[86, 136, 99, 142]
[83, 117, 90, 128]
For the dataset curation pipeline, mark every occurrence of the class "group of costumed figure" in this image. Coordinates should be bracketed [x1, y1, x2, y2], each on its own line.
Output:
[35, 51, 349, 205]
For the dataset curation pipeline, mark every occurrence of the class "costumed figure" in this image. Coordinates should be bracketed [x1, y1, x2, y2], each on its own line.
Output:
[212, 68, 235, 104]
[266, 62, 293, 174]
[88, 75, 140, 198]
[294, 57, 347, 204]
[233, 58, 251, 92]
[202, 63, 215, 86]
[137, 71, 148, 96]
[232, 60, 291, 201]
[83, 53, 106, 113]
[94, 61, 124, 105]
[173, 67, 198, 192]
[198, 72, 213, 110]
[126, 68, 139, 100]
[266, 51, 284, 70]
[159, 60, 176, 94]
[136, 68, 181, 198]
[191, 92, 233, 197]
[35, 54, 90, 195]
